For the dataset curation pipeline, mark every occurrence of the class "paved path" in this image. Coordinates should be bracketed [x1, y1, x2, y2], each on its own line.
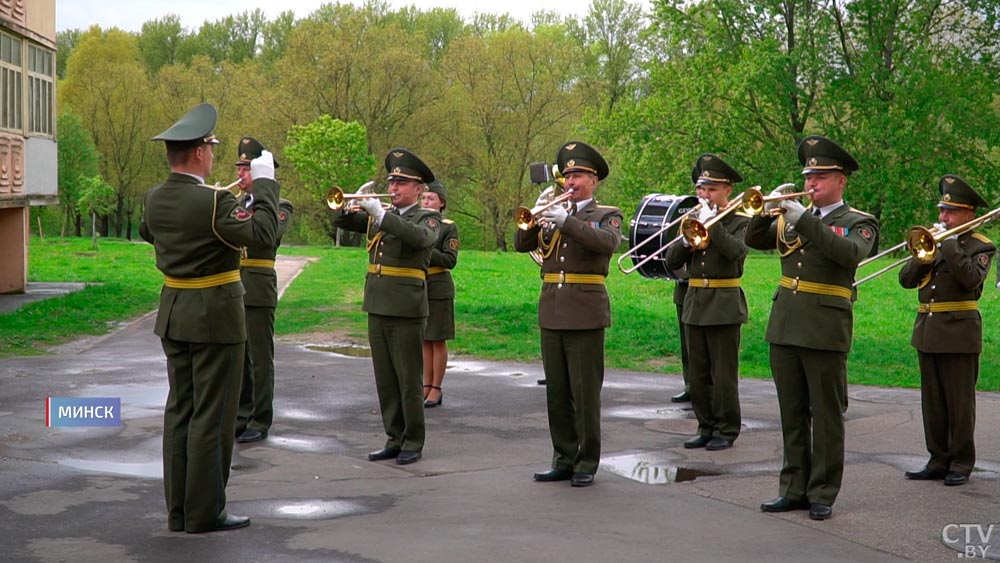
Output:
[0, 255, 996, 562]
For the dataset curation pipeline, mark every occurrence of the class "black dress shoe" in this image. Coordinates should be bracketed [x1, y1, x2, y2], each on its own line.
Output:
[533, 468, 573, 482]
[683, 434, 712, 449]
[570, 473, 594, 487]
[944, 471, 969, 486]
[904, 466, 946, 480]
[215, 515, 250, 531]
[760, 496, 810, 512]
[705, 437, 732, 451]
[367, 447, 401, 461]
[809, 503, 833, 520]
[671, 390, 691, 403]
[236, 429, 267, 443]
[423, 386, 443, 408]
[396, 450, 422, 465]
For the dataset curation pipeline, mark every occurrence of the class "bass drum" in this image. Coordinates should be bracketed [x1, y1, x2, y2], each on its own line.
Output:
[626, 194, 700, 280]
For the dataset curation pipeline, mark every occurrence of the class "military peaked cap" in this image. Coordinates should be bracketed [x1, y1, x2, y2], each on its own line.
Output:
[938, 174, 988, 210]
[691, 154, 743, 186]
[426, 180, 447, 209]
[235, 136, 279, 168]
[151, 103, 221, 149]
[557, 141, 609, 181]
[798, 135, 858, 176]
[385, 148, 434, 183]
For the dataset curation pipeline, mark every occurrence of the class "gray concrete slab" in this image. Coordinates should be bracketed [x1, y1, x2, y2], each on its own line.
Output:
[0, 255, 994, 562]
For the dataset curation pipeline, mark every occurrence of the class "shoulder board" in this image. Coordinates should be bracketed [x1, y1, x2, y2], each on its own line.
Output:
[442, 218, 455, 224]
[971, 232, 993, 245]
[848, 207, 875, 218]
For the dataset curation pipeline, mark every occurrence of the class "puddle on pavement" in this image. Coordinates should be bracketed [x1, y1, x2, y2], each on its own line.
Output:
[602, 453, 721, 485]
[258, 435, 345, 454]
[228, 499, 371, 520]
[305, 345, 372, 358]
[605, 405, 693, 420]
[57, 458, 162, 479]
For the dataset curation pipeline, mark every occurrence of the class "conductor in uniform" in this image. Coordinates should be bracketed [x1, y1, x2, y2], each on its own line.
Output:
[233, 137, 294, 444]
[745, 135, 878, 520]
[333, 149, 440, 465]
[139, 103, 280, 532]
[900, 175, 994, 486]
[666, 154, 749, 451]
[514, 141, 623, 487]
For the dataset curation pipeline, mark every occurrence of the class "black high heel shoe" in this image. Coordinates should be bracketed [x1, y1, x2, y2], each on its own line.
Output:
[424, 385, 443, 408]
[422, 384, 432, 400]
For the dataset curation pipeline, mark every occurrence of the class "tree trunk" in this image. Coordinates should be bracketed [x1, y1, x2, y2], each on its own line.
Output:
[91, 212, 99, 251]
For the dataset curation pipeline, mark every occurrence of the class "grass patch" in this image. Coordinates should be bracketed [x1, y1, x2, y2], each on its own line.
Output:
[8, 237, 1000, 391]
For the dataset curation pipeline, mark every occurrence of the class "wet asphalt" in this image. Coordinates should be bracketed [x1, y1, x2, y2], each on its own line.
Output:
[1, 256, 998, 562]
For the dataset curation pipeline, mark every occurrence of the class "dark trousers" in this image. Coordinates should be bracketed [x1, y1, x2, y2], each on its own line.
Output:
[160, 338, 243, 532]
[540, 327, 605, 475]
[686, 323, 742, 441]
[918, 351, 979, 476]
[770, 344, 845, 506]
[368, 314, 426, 452]
[237, 305, 276, 433]
[676, 303, 690, 393]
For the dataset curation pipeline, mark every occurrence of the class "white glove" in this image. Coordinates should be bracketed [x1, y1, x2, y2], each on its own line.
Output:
[250, 150, 275, 180]
[696, 198, 717, 222]
[781, 199, 806, 225]
[932, 222, 947, 233]
[764, 187, 784, 214]
[535, 185, 555, 208]
[541, 204, 568, 228]
[356, 180, 376, 194]
[358, 196, 385, 221]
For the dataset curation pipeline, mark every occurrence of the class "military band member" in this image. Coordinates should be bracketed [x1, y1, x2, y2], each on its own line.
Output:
[420, 180, 459, 408]
[666, 154, 749, 451]
[140, 103, 280, 532]
[333, 149, 440, 465]
[233, 137, 294, 444]
[901, 175, 994, 486]
[515, 141, 623, 488]
[746, 135, 878, 521]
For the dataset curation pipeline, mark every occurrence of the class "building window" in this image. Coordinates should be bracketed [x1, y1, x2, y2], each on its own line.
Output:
[27, 45, 53, 135]
[0, 32, 22, 132]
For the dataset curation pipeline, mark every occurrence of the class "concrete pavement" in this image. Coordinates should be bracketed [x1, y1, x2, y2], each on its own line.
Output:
[0, 255, 997, 562]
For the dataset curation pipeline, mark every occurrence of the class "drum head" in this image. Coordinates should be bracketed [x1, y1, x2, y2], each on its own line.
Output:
[626, 194, 699, 280]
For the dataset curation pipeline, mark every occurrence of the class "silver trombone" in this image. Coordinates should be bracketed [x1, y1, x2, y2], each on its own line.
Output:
[616, 200, 703, 275]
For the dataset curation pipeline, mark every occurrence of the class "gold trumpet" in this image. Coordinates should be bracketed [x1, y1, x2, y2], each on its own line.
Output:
[212, 179, 244, 197]
[325, 182, 393, 211]
[515, 188, 575, 231]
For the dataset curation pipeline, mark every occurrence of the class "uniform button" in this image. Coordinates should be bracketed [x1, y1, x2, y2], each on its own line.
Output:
[700, 262, 705, 267]
[931, 285, 935, 290]
[797, 262, 802, 268]
[562, 243, 568, 249]
[378, 252, 383, 257]
[559, 256, 565, 262]
[800, 249, 805, 254]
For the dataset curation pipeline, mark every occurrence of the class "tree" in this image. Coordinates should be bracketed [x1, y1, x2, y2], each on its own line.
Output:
[77, 176, 116, 250]
[284, 116, 376, 244]
[59, 26, 159, 240]
[56, 29, 82, 80]
[138, 14, 187, 74]
[56, 111, 101, 237]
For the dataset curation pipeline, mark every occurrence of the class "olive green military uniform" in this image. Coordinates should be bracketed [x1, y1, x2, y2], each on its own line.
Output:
[139, 103, 280, 533]
[236, 196, 294, 436]
[233, 137, 294, 439]
[514, 142, 622, 477]
[666, 154, 749, 443]
[745, 136, 878, 507]
[333, 150, 440, 454]
[899, 175, 995, 479]
[672, 277, 691, 395]
[425, 218, 459, 341]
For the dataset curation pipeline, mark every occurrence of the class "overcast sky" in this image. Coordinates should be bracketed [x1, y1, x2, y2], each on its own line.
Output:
[56, 0, 639, 32]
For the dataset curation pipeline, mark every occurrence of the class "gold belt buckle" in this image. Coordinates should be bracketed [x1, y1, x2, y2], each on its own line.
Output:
[701, 278, 710, 288]
[789, 278, 799, 291]
[558, 272, 566, 284]
[374, 264, 382, 275]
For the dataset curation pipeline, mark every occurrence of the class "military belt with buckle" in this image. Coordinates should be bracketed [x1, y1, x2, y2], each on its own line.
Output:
[367, 264, 426, 280]
[693, 278, 740, 289]
[542, 273, 606, 286]
[917, 301, 977, 314]
[779, 276, 852, 300]
[163, 270, 241, 289]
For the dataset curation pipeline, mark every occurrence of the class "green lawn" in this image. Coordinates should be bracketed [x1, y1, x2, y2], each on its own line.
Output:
[6, 236, 1000, 390]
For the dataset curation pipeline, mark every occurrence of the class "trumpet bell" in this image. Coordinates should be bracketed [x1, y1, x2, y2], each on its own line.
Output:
[326, 186, 347, 210]
[680, 216, 709, 250]
[741, 188, 765, 215]
[515, 206, 535, 230]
